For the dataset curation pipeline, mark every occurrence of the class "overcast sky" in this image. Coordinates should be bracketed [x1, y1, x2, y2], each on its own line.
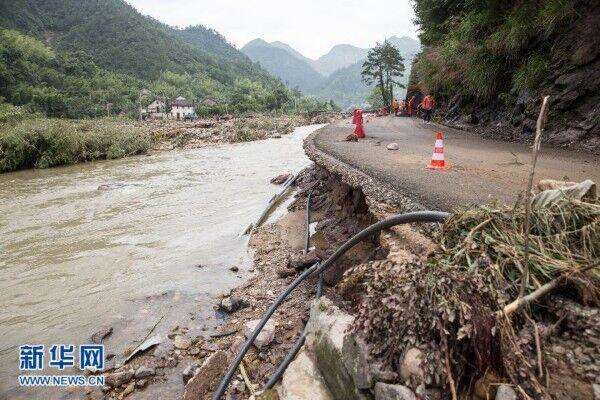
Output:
[125, 0, 419, 59]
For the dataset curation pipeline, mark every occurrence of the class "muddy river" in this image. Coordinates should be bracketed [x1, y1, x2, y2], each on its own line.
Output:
[0, 124, 323, 394]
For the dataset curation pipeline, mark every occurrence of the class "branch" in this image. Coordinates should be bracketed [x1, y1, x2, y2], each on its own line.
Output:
[520, 96, 550, 298]
[501, 262, 598, 317]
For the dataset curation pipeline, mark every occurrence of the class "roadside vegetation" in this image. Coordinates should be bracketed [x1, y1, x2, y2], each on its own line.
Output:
[410, 0, 577, 103]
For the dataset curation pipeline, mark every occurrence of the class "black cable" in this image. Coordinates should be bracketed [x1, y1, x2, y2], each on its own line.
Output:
[212, 210, 450, 399]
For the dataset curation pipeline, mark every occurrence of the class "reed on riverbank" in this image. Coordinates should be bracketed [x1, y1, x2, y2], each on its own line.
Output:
[0, 117, 151, 172]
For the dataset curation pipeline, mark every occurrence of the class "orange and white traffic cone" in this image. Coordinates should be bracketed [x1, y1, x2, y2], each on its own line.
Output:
[426, 131, 448, 170]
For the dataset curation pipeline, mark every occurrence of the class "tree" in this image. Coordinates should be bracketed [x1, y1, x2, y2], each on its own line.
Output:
[361, 41, 405, 107]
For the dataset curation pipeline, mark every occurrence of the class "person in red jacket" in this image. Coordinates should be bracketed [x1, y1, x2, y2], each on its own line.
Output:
[421, 94, 436, 122]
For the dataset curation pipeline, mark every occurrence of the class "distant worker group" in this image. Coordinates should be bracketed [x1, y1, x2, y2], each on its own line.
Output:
[386, 93, 436, 123]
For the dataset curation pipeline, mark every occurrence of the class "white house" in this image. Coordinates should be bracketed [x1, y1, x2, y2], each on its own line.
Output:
[170, 97, 195, 120]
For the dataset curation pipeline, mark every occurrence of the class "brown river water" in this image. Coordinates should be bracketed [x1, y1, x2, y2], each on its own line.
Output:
[0, 124, 324, 395]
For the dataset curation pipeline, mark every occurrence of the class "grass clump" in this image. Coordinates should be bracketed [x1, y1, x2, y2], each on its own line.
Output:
[0, 118, 151, 172]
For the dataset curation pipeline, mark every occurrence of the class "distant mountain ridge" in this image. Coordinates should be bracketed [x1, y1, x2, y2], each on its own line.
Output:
[241, 36, 421, 109]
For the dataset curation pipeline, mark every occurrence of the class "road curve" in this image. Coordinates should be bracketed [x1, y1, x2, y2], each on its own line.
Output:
[306, 116, 600, 212]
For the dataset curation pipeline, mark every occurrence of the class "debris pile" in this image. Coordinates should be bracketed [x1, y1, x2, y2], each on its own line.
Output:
[143, 113, 338, 150]
[344, 197, 599, 399]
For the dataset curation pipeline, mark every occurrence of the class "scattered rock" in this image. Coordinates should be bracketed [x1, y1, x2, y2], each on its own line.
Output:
[244, 319, 276, 349]
[122, 382, 135, 397]
[593, 384, 600, 400]
[105, 370, 134, 388]
[305, 298, 366, 400]
[374, 382, 417, 400]
[399, 348, 425, 383]
[134, 365, 155, 379]
[182, 363, 201, 385]
[280, 349, 333, 400]
[495, 385, 517, 400]
[173, 336, 191, 350]
[135, 379, 147, 388]
[229, 266, 239, 272]
[289, 250, 321, 271]
[182, 351, 228, 400]
[271, 173, 292, 185]
[91, 326, 113, 344]
[386, 143, 399, 150]
[345, 134, 358, 142]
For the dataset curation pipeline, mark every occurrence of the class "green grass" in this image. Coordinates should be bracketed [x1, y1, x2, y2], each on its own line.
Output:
[0, 117, 151, 172]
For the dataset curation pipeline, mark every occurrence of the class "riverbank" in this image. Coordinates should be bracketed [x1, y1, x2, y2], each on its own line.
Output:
[0, 113, 338, 173]
[0, 125, 324, 398]
[48, 159, 599, 400]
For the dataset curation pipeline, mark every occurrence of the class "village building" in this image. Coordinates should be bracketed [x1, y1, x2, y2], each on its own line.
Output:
[200, 96, 219, 107]
[170, 97, 196, 120]
[144, 98, 167, 119]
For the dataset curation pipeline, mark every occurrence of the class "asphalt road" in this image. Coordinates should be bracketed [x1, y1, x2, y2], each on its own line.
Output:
[312, 116, 600, 211]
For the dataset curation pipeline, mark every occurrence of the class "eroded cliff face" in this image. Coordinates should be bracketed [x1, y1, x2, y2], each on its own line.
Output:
[410, 0, 600, 153]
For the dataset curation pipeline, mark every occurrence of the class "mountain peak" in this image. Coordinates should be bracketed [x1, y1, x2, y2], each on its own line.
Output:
[242, 38, 270, 49]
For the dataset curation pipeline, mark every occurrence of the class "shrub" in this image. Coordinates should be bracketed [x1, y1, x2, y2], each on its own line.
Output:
[512, 54, 550, 92]
[0, 118, 151, 172]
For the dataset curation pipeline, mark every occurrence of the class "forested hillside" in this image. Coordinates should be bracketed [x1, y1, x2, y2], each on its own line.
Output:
[410, 0, 599, 152]
[0, 0, 294, 118]
[241, 39, 325, 93]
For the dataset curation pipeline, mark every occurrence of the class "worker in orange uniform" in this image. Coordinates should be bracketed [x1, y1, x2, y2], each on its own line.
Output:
[421, 94, 436, 122]
[391, 99, 399, 116]
[407, 96, 415, 117]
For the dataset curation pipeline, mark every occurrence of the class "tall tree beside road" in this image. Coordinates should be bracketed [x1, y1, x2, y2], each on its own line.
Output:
[361, 41, 405, 107]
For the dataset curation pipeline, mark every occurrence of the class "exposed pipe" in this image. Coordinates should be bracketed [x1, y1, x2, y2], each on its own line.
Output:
[212, 210, 450, 399]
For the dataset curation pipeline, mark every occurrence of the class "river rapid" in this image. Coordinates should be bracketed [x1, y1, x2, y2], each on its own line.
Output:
[0, 124, 324, 395]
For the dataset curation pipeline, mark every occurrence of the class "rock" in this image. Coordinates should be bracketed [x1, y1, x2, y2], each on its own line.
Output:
[91, 326, 113, 344]
[399, 348, 425, 383]
[516, 89, 535, 107]
[122, 382, 135, 396]
[495, 385, 517, 400]
[304, 298, 367, 400]
[280, 349, 333, 400]
[135, 379, 147, 388]
[182, 363, 200, 385]
[232, 379, 246, 393]
[277, 268, 297, 278]
[173, 335, 191, 350]
[473, 371, 499, 400]
[105, 370, 134, 388]
[593, 384, 600, 400]
[134, 365, 155, 379]
[271, 173, 292, 185]
[257, 389, 280, 400]
[341, 334, 373, 389]
[289, 250, 321, 271]
[386, 143, 399, 150]
[229, 266, 239, 272]
[182, 351, 228, 400]
[374, 383, 417, 400]
[244, 319, 275, 349]
[345, 134, 358, 142]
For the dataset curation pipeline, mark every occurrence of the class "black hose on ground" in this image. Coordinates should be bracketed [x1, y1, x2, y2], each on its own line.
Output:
[212, 210, 450, 399]
[263, 190, 321, 391]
